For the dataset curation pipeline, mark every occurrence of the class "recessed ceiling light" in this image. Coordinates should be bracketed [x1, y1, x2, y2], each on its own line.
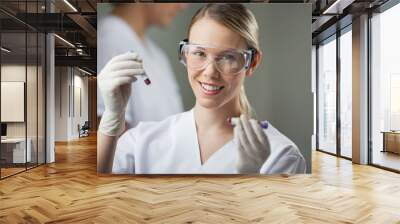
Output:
[322, 0, 356, 15]
[77, 67, 93, 76]
[1, 47, 11, 53]
[63, 0, 78, 12]
[54, 34, 75, 48]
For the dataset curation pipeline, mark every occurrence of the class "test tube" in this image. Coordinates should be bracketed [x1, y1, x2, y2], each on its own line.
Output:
[227, 117, 268, 129]
[143, 73, 151, 85]
[129, 51, 150, 85]
[139, 71, 151, 85]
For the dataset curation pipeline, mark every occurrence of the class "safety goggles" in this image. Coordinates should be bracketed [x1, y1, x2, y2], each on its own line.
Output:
[178, 39, 257, 75]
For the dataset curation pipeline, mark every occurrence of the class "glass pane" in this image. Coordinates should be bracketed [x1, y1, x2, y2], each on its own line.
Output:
[38, 32, 45, 165]
[318, 36, 337, 154]
[390, 75, 400, 130]
[1, 31, 27, 177]
[371, 3, 400, 171]
[0, 1, 46, 178]
[27, 31, 38, 169]
[340, 29, 352, 158]
[26, 0, 39, 170]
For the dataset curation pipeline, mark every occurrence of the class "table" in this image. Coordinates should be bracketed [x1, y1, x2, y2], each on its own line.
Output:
[381, 131, 400, 154]
[1, 138, 32, 163]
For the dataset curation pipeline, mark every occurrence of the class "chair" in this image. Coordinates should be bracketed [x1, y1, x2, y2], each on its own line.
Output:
[78, 121, 90, 138]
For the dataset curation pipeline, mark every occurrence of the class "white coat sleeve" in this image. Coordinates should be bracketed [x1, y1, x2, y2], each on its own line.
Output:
[260, 145, 306, 174]
[112, 129, 136, 174]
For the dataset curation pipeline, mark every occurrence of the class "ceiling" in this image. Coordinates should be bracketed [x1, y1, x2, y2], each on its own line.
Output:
[0, 0, 96, 73]
[308, 0, 390, 43]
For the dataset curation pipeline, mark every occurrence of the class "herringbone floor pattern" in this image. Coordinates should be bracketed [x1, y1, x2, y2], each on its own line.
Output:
[1, 134, 400, 223]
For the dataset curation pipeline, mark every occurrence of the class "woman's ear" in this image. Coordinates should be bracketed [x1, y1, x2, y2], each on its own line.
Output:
[245, 51, 262, 77]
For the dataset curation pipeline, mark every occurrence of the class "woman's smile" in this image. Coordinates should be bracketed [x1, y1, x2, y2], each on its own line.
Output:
[198, 81, 225, 95]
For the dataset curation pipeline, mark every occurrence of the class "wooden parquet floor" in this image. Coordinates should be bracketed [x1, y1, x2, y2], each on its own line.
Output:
[1, 134, 400, 223]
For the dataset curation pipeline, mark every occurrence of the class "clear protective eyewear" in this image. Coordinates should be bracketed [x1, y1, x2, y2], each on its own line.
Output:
[179, 39, 257, 75]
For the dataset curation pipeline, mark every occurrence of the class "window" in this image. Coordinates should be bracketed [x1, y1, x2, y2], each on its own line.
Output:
[318, 35, 337, 155]
[340, 28, 352, 158]
[370, 2, 400, 171]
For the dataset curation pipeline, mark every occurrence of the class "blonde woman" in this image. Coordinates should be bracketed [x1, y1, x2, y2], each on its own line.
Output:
[97, 3, 306, 174]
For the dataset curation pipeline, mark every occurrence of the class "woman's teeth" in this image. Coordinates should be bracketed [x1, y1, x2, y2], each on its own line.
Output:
[200, 82, 223, 91]
[199, 82, 224, 95]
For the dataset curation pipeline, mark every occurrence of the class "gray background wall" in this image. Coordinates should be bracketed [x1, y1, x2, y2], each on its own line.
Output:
[98, 3, 313, 172]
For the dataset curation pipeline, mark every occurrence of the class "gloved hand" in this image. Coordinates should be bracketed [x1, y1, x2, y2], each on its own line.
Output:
[232, 114, 271, 173]
[98, 52, 145, 136]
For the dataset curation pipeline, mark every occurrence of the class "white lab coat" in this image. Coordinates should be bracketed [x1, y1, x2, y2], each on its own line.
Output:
[112, 109, 307, 174]
[97, 15, 184, 127]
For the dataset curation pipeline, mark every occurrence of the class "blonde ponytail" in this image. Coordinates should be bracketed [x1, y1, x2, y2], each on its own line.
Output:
[239, 85, 255, 118]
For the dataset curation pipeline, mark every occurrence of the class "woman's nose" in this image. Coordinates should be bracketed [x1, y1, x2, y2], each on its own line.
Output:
[201, 60, 220, 79]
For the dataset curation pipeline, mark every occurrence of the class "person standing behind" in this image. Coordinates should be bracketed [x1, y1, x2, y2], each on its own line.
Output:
[97, 3, 188, 130]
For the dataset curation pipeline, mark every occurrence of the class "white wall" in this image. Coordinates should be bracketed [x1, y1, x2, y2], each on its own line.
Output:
[55, 67, 68, 141]
[72, 73, 89, 138]
[54, 67, 89, 141]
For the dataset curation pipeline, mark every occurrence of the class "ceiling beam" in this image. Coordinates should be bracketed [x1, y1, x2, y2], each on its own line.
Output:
[66, 13, 96, 45]
[55, 55, 96, 73]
